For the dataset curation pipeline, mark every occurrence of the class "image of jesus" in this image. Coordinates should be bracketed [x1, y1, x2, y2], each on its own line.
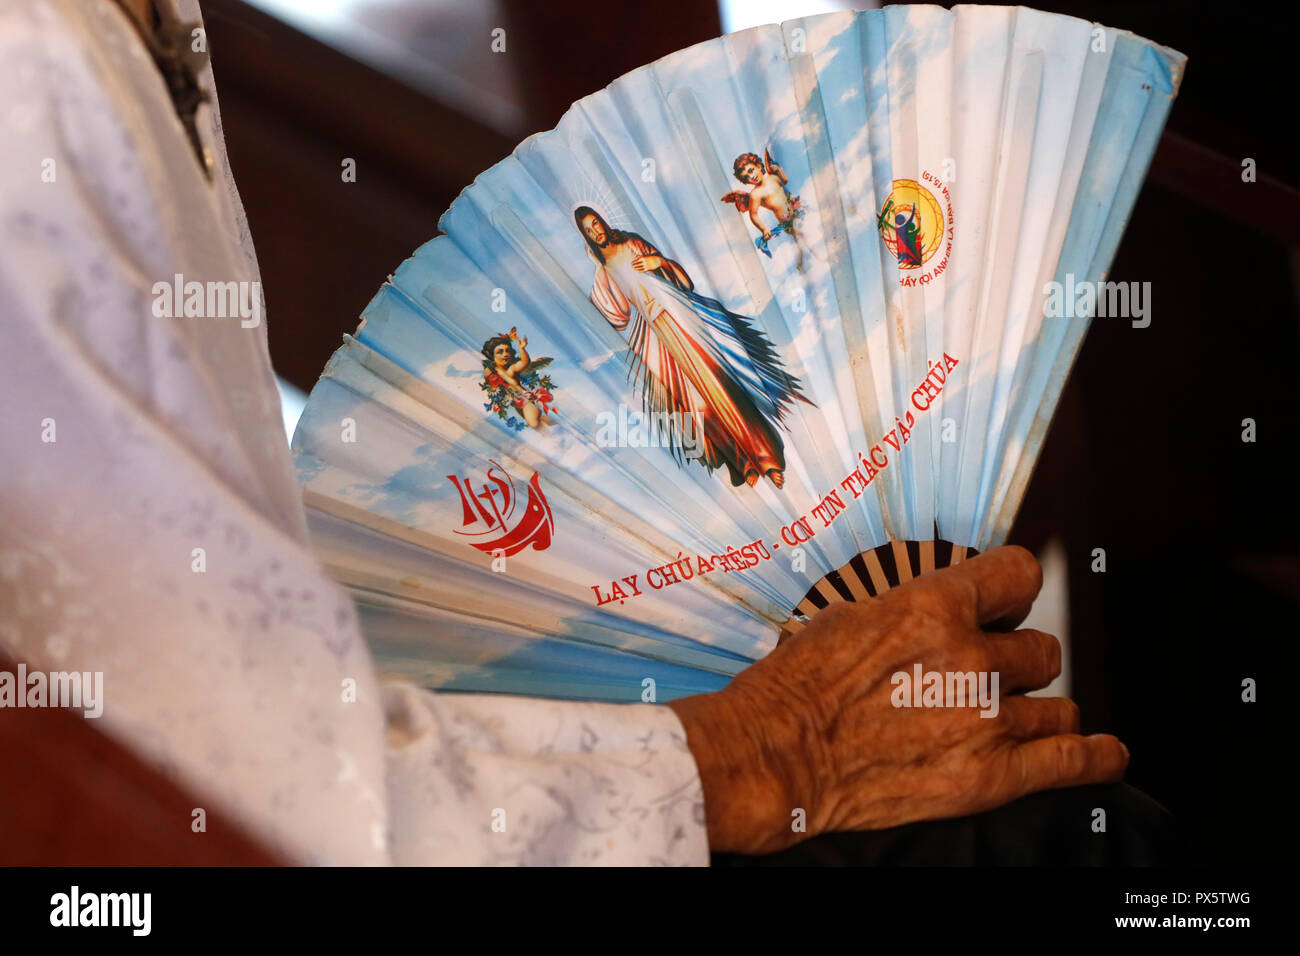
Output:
[575, 205, 811, 488]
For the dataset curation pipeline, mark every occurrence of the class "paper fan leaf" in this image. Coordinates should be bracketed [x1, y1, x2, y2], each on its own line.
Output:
[291, 5, 1186, 701]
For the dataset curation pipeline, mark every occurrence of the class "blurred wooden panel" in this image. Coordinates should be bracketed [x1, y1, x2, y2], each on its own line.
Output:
[201, 0, 722, 393]
[499, 0, 722, 129]
[201, 0, 517, 392]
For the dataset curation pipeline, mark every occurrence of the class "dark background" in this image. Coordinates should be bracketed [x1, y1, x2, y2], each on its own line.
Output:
[199, 0, 1293, 867]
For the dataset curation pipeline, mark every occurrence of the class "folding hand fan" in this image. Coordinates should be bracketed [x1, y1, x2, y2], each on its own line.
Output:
[291, 5, 1185, 701]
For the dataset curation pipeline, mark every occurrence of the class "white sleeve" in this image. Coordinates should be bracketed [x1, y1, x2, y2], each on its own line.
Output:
[0, 0, 711, 868]
[0, 0, 391, 866]
[383, 684, 708, 865]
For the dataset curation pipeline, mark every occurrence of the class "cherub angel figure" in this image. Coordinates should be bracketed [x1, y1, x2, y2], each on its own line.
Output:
[721, 149, 808, 270]
[480, 327, 556, 431]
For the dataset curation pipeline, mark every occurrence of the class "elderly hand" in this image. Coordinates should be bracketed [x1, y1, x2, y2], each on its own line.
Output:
[668, 545, 1129, 855]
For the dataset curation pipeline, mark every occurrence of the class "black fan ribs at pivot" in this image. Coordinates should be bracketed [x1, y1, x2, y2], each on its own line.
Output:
[780, 539, 981, 642]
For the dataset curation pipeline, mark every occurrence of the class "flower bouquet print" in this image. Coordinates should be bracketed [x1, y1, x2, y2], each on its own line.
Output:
[479, 328, 557, 432]
[291, 5, 1185, 702]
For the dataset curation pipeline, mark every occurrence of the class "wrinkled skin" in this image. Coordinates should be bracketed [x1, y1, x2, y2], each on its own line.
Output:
[669, 546, 1129, 854]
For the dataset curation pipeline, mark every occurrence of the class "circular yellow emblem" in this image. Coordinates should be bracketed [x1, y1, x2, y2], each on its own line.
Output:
[877, 179, 945, 270]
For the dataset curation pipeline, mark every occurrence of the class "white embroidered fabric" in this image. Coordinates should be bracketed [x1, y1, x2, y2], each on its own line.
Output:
[0, 0, 708, 866]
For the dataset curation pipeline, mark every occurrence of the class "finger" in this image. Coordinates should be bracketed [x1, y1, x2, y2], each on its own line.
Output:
[998, 696, 1079, 740]
[984, 628, 1061, 692]
[1007, 733, 1129, 798]
[929, 545, 1042, 629]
